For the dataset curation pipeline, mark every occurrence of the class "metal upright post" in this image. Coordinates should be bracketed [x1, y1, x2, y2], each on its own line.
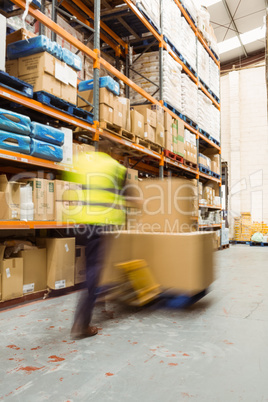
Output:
[159, 0, 163, 102]
[125, 44, 130, 99]
[39, 0, 45, 36]
[51, 0, 57, 41]
[93, 0, 101, 151]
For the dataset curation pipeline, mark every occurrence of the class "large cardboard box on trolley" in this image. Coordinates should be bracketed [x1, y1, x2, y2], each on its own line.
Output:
[38, 237, 75, 290]
[18, 248, 47, 294]
[100, 232, 214, 294]
[127, 178, 198, 233]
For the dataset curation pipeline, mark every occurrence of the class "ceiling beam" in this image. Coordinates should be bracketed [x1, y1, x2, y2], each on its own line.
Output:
[222, 0, 248, 57]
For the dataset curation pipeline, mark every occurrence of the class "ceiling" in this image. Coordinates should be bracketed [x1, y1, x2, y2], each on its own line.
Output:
[207, 0, 267, 65]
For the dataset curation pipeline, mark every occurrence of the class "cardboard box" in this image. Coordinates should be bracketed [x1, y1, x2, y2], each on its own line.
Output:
[6, 28, 36, 46]
[164, 111, 173, 131]
[6, 59, 18, 77]
[150, 104, 164, 125]
[55, 200, 69, 221]
[0, 245, 23, 301]
[25, 178, 46, 221]
[144, 124, 155, 142]
[43, 238, 75, 289]
[54, 180, 69, 201]
[165, 129, 173, 151]
[61, 82, 77, 105]
[100, 104, 114, 124]
[118, 97, 131, 131]
[60, 127, 73, 165]
[75, 246, 86, 284]
[19, 248, 47, 293]
[127, 178, 198, 233]
[131, 110, 144, 137]
[0, 175, 22, 220]
[132, 106, 157, 128]
[77, 87, 114, 111]
[177, 136, 184, 157]
[127, 168, 139, 186]
[155, 123, 165, 147]
[101, 231, 214, 294]
[113, 108, 123, 128]
[46, 180, 54, 221]
[21, 72, 62, 98]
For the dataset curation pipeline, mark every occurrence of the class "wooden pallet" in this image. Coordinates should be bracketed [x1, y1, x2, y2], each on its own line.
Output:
[164, 149, 184, 163]
[135, 136, 161, 153]
[100, 121, 135, 141]
[184, 160, 198, 170]
[219, 243, 230, 250]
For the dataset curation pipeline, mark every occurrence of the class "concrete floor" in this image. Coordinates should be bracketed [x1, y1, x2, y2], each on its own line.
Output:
[1, 245, 268, 401]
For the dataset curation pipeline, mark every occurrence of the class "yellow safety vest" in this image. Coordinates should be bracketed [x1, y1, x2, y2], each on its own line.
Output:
[63, 152, 127, 225]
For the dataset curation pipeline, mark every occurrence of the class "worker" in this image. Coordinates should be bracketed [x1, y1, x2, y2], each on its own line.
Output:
[63, 142, 139, 339]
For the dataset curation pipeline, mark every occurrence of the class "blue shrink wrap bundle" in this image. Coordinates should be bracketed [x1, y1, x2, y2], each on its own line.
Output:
[30, 122, 64, 146]
[0, 130, 31, 154]
[30, 139, 63, 162]
[7, 35, 51, 60]
[0, 108, 31, 135]
[50, 41, 63, 61]
[62, 48, 82, 71]
[78, 76, 120, 95]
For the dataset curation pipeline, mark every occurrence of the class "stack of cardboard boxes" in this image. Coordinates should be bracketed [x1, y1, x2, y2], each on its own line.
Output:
[6, 51, 78, 105]
[172, 119, 184, 157]
[184, 129, 197, 165]
[131, 104, 165, 146]
[199, 153, 211, 171]
[78, 87, 131, 131]
[0, 238, 87, 301]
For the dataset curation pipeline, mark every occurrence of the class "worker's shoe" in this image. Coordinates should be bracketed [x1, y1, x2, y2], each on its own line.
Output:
[71, 323, 98, 339]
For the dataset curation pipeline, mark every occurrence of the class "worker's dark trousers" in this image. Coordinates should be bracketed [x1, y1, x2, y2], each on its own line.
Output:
[74, 225, 106, 329]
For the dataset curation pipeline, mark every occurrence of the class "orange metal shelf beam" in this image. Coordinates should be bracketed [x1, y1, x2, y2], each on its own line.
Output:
[199, 171, 221, 184]
[0, 221, 77, 229]
[59, 0, 121, 56]
[0, 86, 95, 133]
[199, 204, 222, 210]
[71, 0, 128, 50]
[197, 32, 220, 68]
[199, 131, 220, 151]
[164, 157, 198, 176]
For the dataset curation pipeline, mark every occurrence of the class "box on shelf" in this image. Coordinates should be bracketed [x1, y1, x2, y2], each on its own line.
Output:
[6, 52, 77, 104]
[18, 248, 47, 294]
[39, 237, 75, 289]
[113, 98, 123, 128]
[6, 28, 36, 46]
[25, 178, 46, 221]
[46, 180, 54, 221]
[54, 180, 69, 221]
[118, 97, 131, 131]
[77, 87, 114, 111]
[99, 104, 114, 125]
[75, 245, 86, 284]
[60, 127, 73, 166]
[144, 124, 155, 142]
[0, 245, 23, 301]
[132, 105, 157, 128]
[155, 123, 165, 147]
[0, 175, 22, 220]
[164, 111, 172, 132]
[130, 110, 144, 137]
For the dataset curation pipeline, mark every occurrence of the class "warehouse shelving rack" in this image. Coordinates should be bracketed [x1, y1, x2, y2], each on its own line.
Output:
[0, 0, 222, 233]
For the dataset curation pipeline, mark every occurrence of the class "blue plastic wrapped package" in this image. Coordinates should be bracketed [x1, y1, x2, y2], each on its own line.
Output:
[30, 122, 64, 146]
[7, 35, 52, 60]
[62, 48, 82, 72]
[30, 139, 63, 162]
[78, 76, 120, 95]
[0, 108, 31, 135]
[50, 41, 63, 61]
[0, 130, 31, 154]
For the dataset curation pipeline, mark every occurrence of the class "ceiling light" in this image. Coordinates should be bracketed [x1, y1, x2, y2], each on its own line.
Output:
[240, 26, 266, 45]
[218, 36, 241, 54]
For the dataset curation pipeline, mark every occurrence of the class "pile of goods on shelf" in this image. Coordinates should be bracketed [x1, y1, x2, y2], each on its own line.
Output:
[199, 209, 221, 226]
[0, 108, 66, 161]
[6, 34, 81, 105]
[184, 129, 197, 165]
[0, 237, 86, 301]
[233, 213, 268, 243]
[181, 74, 198, 124]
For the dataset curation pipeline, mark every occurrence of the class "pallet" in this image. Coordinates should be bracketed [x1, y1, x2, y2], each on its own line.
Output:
[136, 3, 161, 35]
[230, 240, 250, 245]
[135, 136, 161, 153]
[99, 121, 135, 141]
[219, 243, 230, 250]
[157, 289, 207, 309]
[199, 128, 211, 141]
[163, 36, 197, 77]
[34, 91, 93, 124]
[184, 160, 197, 170]
[210, 91, 220, 104]
[0, 70, 33, 98]
[210, 135, 220, 147]
[199, 164, 211, 175]
[210, 171, 221, 180]
[182, 114, 198, 130]
[210, 47, 220, 62]
[163, 102, 198, 129]
[250, 241, 268, 247]
[164, 149, 183, 163]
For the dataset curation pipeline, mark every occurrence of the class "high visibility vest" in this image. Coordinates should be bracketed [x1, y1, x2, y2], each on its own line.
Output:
[63, 152, 127, 225]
